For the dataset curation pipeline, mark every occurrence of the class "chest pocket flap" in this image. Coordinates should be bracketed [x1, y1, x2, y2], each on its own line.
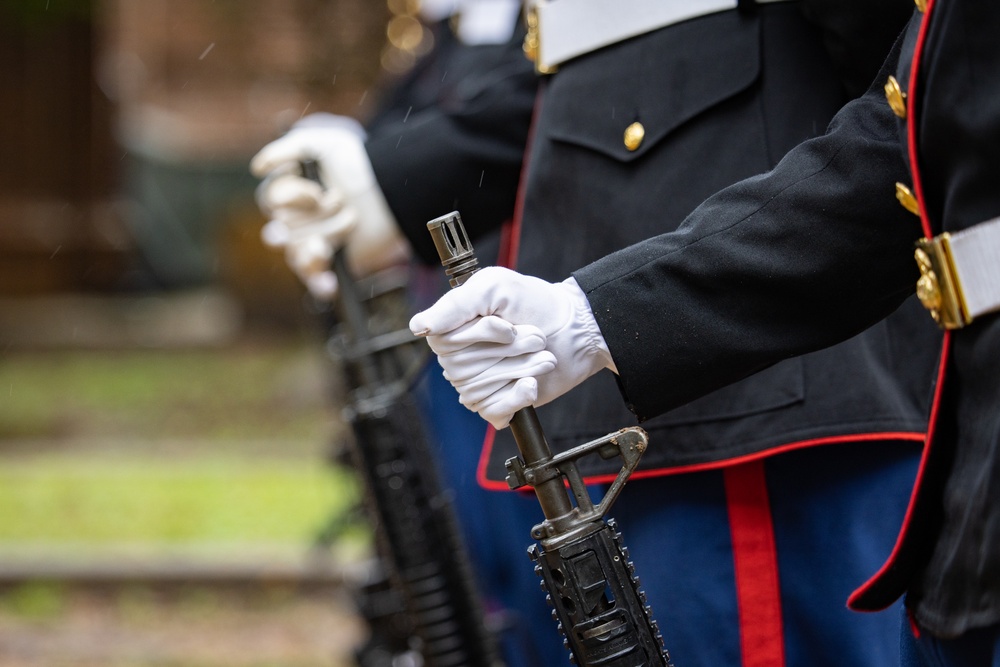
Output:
[543, 10, 761, 162]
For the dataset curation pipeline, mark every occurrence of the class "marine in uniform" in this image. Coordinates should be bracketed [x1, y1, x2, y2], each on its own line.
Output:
[389, 2, 933, 666]
[411, 0, 1000, 663]
[255, 1, 948, 665]
[260, 1, 938, 664]
[250, 3, 544, 664]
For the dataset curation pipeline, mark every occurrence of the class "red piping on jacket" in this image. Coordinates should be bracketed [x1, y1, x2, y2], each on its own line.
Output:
[849, 0, 952, 608]
[908, 0, 936, 240]
[848, 337, 949, 608]
[476, 429, 928, 491]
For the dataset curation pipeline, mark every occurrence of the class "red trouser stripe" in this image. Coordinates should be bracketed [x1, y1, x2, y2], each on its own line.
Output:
[725, 461, 785, 667]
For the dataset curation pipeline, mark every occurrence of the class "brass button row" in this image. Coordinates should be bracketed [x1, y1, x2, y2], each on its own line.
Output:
[886, 62, 915, 215]
[890, 71, 918, 216]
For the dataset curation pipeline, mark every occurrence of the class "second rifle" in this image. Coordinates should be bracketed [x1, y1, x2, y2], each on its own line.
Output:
[304, 159, 503, 667]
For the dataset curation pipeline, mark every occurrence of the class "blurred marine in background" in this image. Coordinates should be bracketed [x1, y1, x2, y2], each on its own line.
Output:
[253, 1, 545, 664]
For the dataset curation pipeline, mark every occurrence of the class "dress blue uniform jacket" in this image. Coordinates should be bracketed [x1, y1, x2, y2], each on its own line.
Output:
[575, 0, 1000, 641]
[370, 2, 938, 480]
[489, 1, 941, 480]
[365, 2, 948, 665]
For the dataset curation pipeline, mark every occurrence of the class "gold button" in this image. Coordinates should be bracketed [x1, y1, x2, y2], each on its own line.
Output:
[914, 0, 927, 11]
[895, 182, 920, 216]
[624, 122, 645, 151]
[884, 76, 907, 119]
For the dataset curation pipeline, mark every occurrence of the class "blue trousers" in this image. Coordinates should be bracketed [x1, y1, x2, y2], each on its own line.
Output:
[416, 366, 921, 666]
[614, 441, 918, 667]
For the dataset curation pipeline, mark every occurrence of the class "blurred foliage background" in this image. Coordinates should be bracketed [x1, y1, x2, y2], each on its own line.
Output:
[0, 0, 436, 664]
[0, 345, 352, 544]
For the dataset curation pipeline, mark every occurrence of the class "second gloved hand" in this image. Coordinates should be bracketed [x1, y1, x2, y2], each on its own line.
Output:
[250, 115, 410, 299]
[408, 267, 617, 429]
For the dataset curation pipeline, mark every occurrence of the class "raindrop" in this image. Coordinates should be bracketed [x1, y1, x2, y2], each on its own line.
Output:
[198, 43, 216, 60]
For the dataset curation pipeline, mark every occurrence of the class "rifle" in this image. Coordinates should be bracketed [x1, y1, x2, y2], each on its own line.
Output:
[426, 211, 672, 667]
[302, 161, 504, 667]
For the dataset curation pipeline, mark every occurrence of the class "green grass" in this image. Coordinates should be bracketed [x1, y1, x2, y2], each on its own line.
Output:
[0, 345, 337, 444]
[0, 343, 363, 547]
[0, 458, 358, 544]
[0, 581, 66, 619]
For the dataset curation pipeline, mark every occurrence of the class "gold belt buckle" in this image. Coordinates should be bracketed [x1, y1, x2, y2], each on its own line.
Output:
[914, 233, 972, 330]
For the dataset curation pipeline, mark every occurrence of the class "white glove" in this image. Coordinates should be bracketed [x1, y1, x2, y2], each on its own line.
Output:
[408, 266, 617, 429]
[250, 115, 409, 299]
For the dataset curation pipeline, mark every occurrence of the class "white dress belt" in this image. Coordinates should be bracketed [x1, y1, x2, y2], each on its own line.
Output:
[948, 217, 1000, 322]
[916, 216, 1000, 329]
[529, 0, 796, 70]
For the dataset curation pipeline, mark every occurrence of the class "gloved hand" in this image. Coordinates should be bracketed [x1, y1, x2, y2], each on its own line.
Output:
[250, 114, 410, 299]
[408, 266, 617, 429]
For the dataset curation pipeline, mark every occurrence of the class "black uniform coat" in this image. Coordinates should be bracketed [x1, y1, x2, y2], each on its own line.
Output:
[366, 2, 938, 480]
[487, 1, 939, 481]
[366, 30, 538, 260]
[575, 0, 1000, 637]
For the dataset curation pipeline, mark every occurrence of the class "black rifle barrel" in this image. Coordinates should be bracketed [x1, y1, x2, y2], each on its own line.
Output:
[426, 211, 671, 667]
[302, 162, 503, 667]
